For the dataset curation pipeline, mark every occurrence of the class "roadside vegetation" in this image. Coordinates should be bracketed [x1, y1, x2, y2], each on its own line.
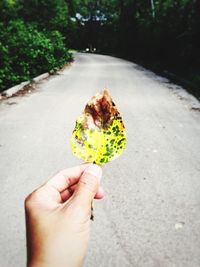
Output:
[0, 0, 72, 92]
[0, 0, 199, 97]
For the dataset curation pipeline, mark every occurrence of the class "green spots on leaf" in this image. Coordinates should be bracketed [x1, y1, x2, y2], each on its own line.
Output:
[70, 90, 126, 165]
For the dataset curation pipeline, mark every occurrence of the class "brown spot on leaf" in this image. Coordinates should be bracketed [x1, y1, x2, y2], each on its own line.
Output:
[84, 89, 120, 129]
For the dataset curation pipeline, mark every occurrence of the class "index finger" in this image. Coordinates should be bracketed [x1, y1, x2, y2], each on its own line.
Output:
[46, 164, 90, 193]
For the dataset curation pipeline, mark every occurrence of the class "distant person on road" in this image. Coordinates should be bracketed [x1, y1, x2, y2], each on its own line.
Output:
[25, 164, 103, 267]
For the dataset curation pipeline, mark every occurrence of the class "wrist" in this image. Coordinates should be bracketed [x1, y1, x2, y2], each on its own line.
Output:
[28, 262, 47, 267]
[27, 259, 49, 267]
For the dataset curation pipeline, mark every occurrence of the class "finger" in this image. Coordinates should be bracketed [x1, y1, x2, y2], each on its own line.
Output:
[60, 188, 73, 202]
[60, 185, 104, 202]
[73, 164, 102, 208]
[45, 164, 90, 193]
[73, 184, 104, 199]
[64, 183, 104, 198]
[95, 186, 104, 199]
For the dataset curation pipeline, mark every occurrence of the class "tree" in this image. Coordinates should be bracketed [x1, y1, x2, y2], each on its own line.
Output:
[18, 0, 69, 32]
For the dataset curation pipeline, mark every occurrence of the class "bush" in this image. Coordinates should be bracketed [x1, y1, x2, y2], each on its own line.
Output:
[0, 20, 72, 92]
[46, 30, 72, 67]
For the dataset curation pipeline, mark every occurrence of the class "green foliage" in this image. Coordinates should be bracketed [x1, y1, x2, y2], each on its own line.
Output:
[18, 0, 69, 32]
[0, 20, 72, 91]
[0, 0, 72, 92]
[68, 0, 200, 91]
[0, 0, 21, 22]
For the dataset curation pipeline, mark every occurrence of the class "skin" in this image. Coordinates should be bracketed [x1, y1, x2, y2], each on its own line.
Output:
[25, 164, 103, 267]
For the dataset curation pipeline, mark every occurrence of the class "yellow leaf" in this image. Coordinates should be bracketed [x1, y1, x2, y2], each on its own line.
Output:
[71, 89, 126, 165]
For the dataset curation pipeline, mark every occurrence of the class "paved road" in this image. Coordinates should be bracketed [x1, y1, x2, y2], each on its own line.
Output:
[0, 53, 200, 267]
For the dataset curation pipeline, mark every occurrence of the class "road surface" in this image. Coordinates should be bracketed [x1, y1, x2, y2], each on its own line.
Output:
[0, 53, 200, 267]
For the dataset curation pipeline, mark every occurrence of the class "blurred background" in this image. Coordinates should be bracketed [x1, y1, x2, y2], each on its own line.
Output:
[0, 0, 199, 98]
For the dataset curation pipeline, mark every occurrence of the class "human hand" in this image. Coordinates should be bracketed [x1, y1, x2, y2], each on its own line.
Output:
[25, 164, 103, 267]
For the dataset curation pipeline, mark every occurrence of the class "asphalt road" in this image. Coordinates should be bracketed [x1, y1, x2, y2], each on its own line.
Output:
[0, 53, 200, 267]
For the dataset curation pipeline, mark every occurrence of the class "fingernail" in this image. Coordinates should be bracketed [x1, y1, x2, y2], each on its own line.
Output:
[84, 164, 102, 180]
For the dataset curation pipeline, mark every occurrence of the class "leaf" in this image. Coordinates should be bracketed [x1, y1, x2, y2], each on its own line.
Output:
[71, 89, 126, 165]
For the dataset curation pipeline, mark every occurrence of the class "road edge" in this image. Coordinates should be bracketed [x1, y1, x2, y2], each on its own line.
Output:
[0, 72, 50, 100]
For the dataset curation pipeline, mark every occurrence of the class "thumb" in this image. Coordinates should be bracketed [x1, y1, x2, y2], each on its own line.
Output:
[73, 164, 102, 208]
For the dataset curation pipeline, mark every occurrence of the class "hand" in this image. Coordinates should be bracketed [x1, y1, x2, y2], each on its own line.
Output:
[25, 164, 103, 267]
